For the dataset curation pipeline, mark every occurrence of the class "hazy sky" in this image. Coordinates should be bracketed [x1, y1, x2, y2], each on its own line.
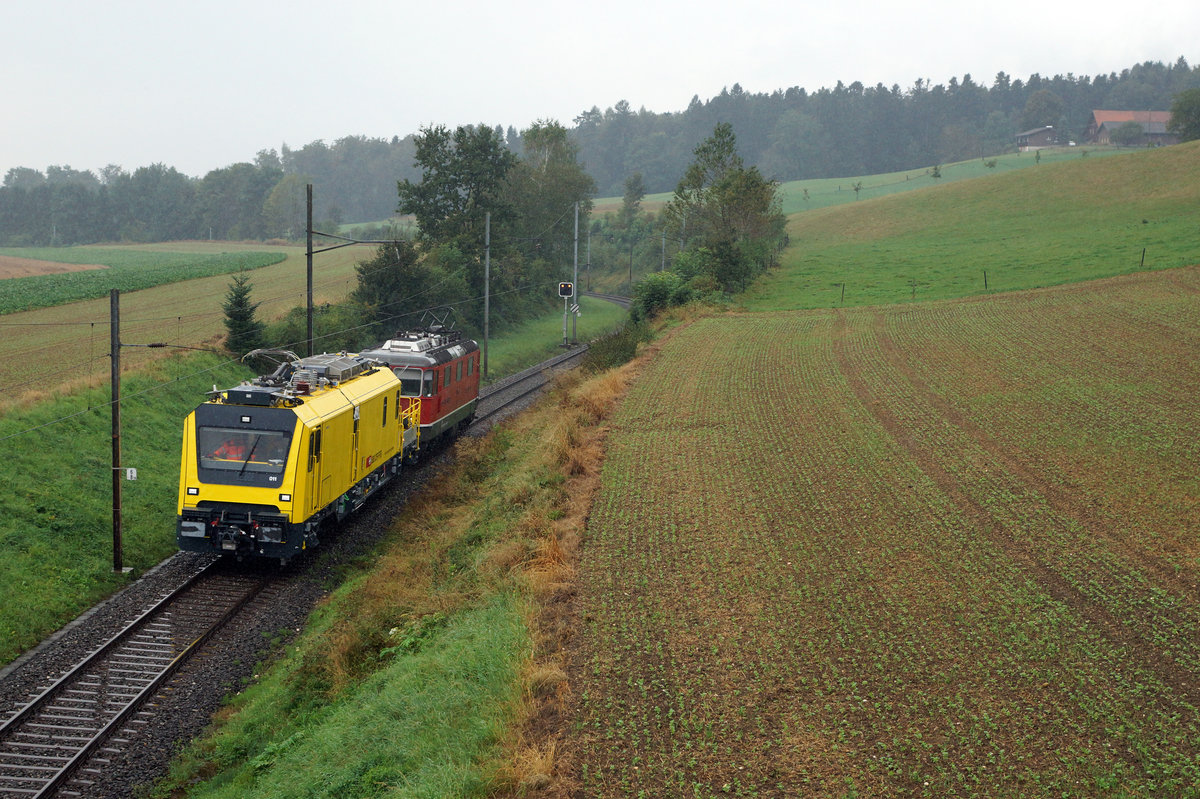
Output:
[4, 0, 1197, 179]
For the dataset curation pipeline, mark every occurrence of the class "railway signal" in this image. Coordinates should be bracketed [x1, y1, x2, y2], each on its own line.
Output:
[559, 282, 575, 346]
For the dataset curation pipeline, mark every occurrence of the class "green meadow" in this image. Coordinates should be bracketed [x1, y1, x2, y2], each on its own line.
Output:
[742, 141, 1199, 309]
[0, 293, 626, 666]
[772, 145, 1133, 214]
[0, 246, 285, 315]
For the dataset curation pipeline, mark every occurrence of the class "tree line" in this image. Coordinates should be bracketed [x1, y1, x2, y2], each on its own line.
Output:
[222, 120, 785, 359]
[2, 57, 1198, 248]
[574, 57, 1200, 195]
[225, 121, 600, 355]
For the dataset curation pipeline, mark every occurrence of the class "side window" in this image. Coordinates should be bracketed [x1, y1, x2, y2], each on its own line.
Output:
[382, 396, 388, 427]
[423, 371, 435, 397]
[445, 365, 452, 386]
[457, 360, 463, 381]
[467, 356, 473, 377]
[308, 428, 322, 471]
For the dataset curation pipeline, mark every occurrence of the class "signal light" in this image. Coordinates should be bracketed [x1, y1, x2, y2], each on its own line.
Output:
[558, 281, 573, 298]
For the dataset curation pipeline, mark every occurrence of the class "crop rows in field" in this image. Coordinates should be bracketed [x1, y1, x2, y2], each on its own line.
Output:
[0, 245, 364, 407]
[566, 266, 1200, 797]
[0, 247, 285, 315]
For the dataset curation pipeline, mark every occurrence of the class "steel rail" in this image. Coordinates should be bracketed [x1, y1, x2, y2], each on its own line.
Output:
[0, 562, 266, 799]
[473, 347, 590, 428]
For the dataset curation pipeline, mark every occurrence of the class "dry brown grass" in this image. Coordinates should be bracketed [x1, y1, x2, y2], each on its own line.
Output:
[490, 322, 691, 798]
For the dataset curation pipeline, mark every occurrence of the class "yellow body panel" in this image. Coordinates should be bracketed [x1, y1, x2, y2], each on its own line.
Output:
[177, 365, 419, 527]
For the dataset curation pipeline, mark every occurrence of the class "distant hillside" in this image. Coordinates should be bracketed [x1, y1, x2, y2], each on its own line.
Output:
[572, 57, 1199, 195]
[3, 58, 1196, 247]
[741, 140, 1200, 310]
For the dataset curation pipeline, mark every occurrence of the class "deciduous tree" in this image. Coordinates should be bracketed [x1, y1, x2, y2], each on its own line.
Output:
[662, 124, 785, 293]
[397, 124, 518, 254]
[1168, 87, 1200, 141]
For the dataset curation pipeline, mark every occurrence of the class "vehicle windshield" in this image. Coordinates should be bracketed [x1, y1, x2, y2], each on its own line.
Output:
[394, 367, 423, 397]
[198, 428, 290, 475]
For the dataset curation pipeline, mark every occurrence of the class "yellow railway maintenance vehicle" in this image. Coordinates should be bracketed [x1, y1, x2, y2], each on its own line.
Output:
[176, 350, 420, 563]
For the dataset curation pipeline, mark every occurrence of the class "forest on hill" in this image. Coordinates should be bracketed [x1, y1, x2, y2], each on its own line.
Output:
[1, 57, 1197, 246]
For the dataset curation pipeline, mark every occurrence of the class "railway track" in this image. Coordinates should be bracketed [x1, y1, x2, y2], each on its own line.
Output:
[473, 345, 590, 428]
[0, 342, 609, 798]
[0, 562, 267, 799]
[581, 291, 631, 309]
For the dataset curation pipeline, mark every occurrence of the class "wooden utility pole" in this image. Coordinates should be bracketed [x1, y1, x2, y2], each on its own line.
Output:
[484, 211, 490, 378]
[571, 202, 579, 343]
[110, 289, 123, 573]
[306, 183, 314, 357]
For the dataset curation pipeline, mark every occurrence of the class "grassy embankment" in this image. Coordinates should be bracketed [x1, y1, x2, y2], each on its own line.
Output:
[145, 142, 1200, 798]
[0, 354, 248, 663]
[742, 141, 1198, 309]
[0, 247, 625, 665]
[585, 145, 1136, 294]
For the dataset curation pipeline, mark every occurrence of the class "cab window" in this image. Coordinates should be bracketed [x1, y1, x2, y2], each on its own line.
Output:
[199, 428, 290, 475]
[395, 367, 422, 397]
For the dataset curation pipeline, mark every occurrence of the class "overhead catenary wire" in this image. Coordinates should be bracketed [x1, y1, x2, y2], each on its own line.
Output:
[0, 273, 563, 443]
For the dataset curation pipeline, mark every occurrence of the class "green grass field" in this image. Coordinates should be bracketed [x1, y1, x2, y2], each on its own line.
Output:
[0, 242, 364, 411]
[772, 145, 1133, 215]
[480, 296, 628, 380]
[587, 145, 1140, 291]
[742, 141, 1200, 310]
[0, 246, 286, 315]
[0, 293, 629, 666]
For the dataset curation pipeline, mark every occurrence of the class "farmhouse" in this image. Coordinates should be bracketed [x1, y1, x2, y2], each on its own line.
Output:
[1086, 110, 1177, 146]
[1016, 126, 1057, 150]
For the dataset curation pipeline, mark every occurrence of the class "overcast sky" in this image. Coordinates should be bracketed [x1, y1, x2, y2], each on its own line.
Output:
[3, 0, 1197, 179]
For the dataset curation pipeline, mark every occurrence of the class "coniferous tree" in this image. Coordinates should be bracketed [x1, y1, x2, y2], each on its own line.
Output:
[222, 272, 264, 357]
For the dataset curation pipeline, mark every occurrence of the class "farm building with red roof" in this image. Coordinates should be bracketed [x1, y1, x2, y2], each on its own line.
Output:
[1086, 110, 1177, 146]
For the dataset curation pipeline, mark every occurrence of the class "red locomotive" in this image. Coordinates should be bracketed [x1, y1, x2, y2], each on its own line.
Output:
[359, 326, 480, 460]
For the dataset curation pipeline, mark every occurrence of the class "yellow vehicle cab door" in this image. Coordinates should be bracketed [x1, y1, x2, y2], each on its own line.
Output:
[306, 424, 322, 516]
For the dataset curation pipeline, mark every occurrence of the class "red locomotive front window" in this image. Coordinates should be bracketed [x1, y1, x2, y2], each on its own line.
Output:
[393, 367, 423, 397]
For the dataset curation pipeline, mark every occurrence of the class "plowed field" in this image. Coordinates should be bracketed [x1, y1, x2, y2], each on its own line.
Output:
[565, 266, 1200, 797]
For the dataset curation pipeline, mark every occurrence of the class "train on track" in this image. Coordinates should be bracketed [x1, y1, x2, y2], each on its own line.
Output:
[176, 326, 480, 563]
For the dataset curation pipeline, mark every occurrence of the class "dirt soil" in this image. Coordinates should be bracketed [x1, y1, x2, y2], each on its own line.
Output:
[0, 255, 107, 279]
